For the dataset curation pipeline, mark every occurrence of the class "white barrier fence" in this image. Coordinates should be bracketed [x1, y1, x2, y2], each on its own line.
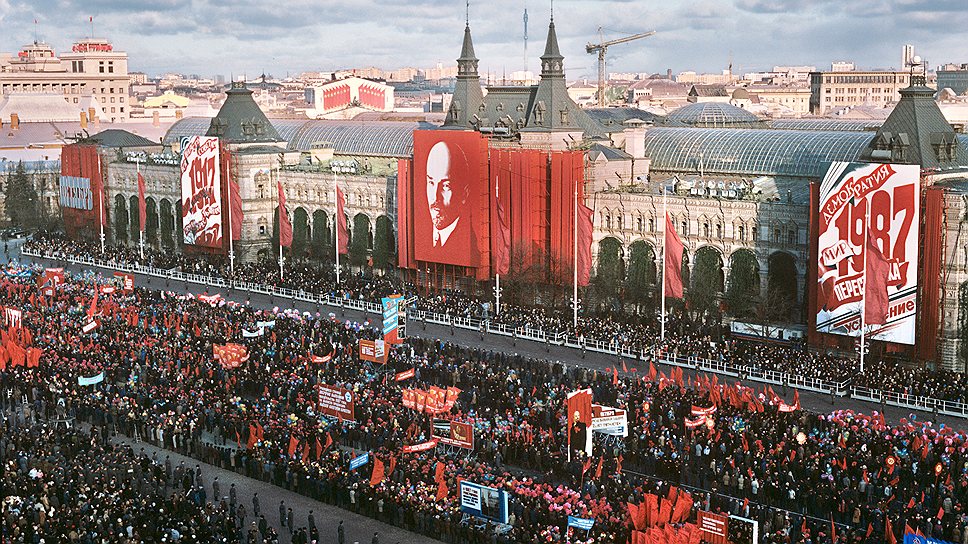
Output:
[23, 248, 966, 418]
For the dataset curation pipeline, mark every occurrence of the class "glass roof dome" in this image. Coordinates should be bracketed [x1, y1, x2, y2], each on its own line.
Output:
[665, 102, 763, 128]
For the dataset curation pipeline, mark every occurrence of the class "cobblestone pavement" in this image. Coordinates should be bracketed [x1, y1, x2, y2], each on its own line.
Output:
[110, 434, 441, 544]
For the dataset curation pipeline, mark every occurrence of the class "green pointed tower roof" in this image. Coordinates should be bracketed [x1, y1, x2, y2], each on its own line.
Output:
[206, 82, 284, 144]
[861, 74, 965, 169]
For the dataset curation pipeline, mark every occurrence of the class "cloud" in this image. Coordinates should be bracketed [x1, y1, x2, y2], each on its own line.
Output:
[0, 0, 966, 77]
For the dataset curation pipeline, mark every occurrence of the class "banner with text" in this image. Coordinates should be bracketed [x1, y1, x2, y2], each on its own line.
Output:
[318, 384, 355, 421]
[181, 135, 223, 248]
[817, 162, 919, 344]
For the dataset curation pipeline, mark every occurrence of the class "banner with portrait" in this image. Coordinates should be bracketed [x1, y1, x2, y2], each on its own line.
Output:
[431, 418, 475, 449]
[566, 389, 593, 461]
[816, 162, 919, 344]
[411, 130, 487, 267]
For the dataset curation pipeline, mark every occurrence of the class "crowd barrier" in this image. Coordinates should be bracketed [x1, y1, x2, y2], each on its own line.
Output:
[21, 248, 966, 419]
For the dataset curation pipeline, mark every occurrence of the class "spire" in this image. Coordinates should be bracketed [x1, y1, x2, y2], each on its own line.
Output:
[540, 19, 564, 78]
[445, 19, 484, 128]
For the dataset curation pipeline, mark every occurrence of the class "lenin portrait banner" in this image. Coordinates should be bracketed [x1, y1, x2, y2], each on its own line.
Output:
[180, 136, 223, 248]
[816, 162, 919, 345]
[411, 130, 487, 267]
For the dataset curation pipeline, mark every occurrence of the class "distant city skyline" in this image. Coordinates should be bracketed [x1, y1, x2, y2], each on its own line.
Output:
[1, 0, 966, 79]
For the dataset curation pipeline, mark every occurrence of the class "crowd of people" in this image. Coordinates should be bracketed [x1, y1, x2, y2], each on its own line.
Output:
[1, 261, 968, 543]
[22, 231, 968, 406]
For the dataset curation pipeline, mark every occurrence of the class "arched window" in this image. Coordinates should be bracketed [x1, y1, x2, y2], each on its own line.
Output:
[703, 222, 710, 238]
[716, 223, 722, 239]
[605, 214, 612, 230]
[738, 225, 746, 241]
[788, 229, 796, 245]
[636, 216, 642, 232]
[681, 220, 688, 235]
[649, 218, 655, 232]
[617, 214, 624, 230]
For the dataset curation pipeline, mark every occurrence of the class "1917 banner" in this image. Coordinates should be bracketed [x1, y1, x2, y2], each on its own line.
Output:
[817, 162, 919, 345]
[181, 136, 223, 247]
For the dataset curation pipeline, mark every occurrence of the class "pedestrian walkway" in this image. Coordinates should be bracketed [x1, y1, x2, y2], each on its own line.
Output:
[110, 434, 441, 544]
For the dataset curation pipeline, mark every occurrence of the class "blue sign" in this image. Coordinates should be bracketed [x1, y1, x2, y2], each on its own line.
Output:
[460, 480, 509, 525]
[905, 534, 955, 544]
[568, 516, 595, 531]
[349, 452, 369, 471]
[382, 297, 399, 337]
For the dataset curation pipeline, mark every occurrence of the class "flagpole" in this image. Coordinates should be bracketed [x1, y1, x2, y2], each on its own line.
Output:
[275, 166, 284, 282]
[572, 163, 579, 331]
[860, 202, 868, 374]
[334, 172, 340, 287]
[227, 162, 235, 276]
[495, 177, 501, 317]
[98, 154, 105, 254]
[660, 183, 668, 343]
[137, 159, 144, 261]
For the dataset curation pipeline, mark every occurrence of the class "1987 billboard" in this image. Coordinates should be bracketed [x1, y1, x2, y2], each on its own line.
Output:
[816, 162, 919, 344]
[411, 130, 485, 267]
[181, 136, 223, 247]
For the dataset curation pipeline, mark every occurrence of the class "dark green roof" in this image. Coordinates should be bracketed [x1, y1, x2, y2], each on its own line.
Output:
[91, 129, 159, 148]
[206, 82, 284, 144]
[860, 79, 967, 170]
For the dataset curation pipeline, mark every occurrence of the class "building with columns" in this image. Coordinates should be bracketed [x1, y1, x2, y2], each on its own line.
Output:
[67, 16, 968, 371]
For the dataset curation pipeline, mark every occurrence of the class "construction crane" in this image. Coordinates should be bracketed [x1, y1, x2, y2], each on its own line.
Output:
[586, 28, 656, 107]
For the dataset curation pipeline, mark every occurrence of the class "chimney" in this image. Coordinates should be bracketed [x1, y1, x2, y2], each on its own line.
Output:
[175, 109, 183, 120]
[152, 110, 160, 127]
[666, 68, 673, 79]
[80, 111, 88, 129]
[88, 108, 97, 125]
[10, 113, 19, 130]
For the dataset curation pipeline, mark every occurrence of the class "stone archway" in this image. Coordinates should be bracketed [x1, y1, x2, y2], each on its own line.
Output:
[128, 195, 140, 243]
[725, 248, 760, 318]
[689, 246, 725, 318]
[767, 251, 798, 322]
[114, 194, 128, 243]
[311, 209, 330, 260]
[159, 199, 175, 248]
[145, 197, 159, 246]
[595, 236, 625, 303]
[625, 240, 657, 313]
[292, 207, 309, 258]
[373, 215, 395, 270]
[350, 213, 371, 268]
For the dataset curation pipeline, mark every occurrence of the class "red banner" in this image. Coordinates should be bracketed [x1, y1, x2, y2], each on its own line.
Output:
[395, 368, 415, 381]
[432, 418, 475, 449]
[318, 384, 355, 421]
[180, 136, 223, 248]
[402, 439, 438, 453]
[59, 144, 106, 238]
[698, 511, 729, 544]
[358, 339, 387, 363]
[113, 272, 134, 292]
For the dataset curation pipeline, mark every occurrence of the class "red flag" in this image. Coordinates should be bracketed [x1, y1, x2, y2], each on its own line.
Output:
[301, 442, 310, 464]
[137, 171, 147, 231]
[622, 360, 628, 373]
[25, 347, 41, 368]
[324, 431, 333, 449]
[866, 523, 873, 538]
[287, 435, 298, 458]
[494, 189, 510, 275]
[277, 181, 292, 247]
[885, 516, 897, 544]
[576, 203, 594, 287]
[907, 497, 915, 509]
[830, 514, 836, 541]
[663, 212, 685, 299]
[436, 479, 448, 501]
[864, 236, 890, 325]
[582, 457, 592, 474]
[594, 457, 603, 479]
[230, 179, 244, 240]
[937, 506, 945, 520]
[648, 362, 657, 382]
[88, 291, 99, 319]
[435, 461, 446, 484]
[314, 436, 323, 460]
[370, 457, 385, 486]
[336, 185, 349, 255]
[628, 503, 644, 531]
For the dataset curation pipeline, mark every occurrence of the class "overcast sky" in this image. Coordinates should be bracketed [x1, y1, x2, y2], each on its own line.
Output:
[2, 0, 966, 79]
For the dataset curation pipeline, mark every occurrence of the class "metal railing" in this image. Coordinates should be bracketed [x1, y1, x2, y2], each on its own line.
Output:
[22, 248, 967, 418]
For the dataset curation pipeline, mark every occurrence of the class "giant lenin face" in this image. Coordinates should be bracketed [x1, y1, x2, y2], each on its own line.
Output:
[425, 141, 470, 232]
